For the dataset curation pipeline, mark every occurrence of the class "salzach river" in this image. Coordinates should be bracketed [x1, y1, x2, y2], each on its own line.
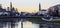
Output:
[0, 18, 60, 28]
[18, 21, 39, 28]
[2, 21, 39, 28]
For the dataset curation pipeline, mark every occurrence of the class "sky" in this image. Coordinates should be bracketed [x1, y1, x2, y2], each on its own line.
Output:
[0, 0, 60, 13]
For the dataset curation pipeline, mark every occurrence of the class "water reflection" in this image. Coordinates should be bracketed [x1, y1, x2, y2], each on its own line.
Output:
[0, 20, 60, 28]
[3, 21, 39, 28]
[18, 21, 39, 28]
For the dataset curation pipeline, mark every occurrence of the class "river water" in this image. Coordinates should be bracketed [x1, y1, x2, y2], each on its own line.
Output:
[0, 18, 60, 28]
[2, 21, 39, 28]
[18, 21, 39, 28]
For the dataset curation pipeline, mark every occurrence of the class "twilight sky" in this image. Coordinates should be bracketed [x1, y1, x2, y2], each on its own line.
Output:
[0, 0, 60, 13]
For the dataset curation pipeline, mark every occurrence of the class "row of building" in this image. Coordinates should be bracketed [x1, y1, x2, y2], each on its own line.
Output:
[0, 2, 60, 17]
[0, 2, 19, 16]
[0, 2, 47, 16]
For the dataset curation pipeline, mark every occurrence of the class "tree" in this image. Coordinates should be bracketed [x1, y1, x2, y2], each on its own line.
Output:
[48, 5, 59, 17]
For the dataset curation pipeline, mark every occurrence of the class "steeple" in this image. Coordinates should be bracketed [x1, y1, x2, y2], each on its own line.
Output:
[7, 7, 9, 11]
[10, 2, 12, 10]
[0, 4, 2, 8]
[39, 3, 41, 11]
[16, 8, 18, 12]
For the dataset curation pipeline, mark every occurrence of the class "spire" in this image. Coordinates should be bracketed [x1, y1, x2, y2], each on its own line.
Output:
[16, 8, 18, 12]
[10, 2, 12, 10]
[0, 4, 2, 8]
[7, 7, 9, 11]
[39, 3, 41, 11]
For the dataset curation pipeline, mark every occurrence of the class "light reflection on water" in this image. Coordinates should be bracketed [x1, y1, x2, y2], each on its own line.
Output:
[0, 18, 40, 28]
[18, 21, 39, 28]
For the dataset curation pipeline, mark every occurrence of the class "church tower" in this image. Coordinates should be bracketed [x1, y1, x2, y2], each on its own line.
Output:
[16, 8, 18, 12]
[7, 7, 9, 11]
[39, 3, 41, 11]
[10, 2, 12, 11]
[0, 4, 2, 8]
